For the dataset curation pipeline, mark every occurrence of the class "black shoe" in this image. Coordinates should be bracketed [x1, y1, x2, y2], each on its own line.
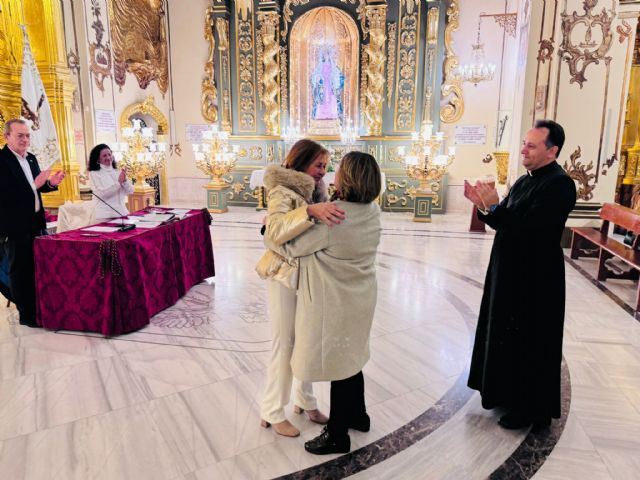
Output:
[531, 417, 552, 433]
[304, 426, 350, 455]
[19, 320, 41, 328]
[498, 411, 532, 430]
[349, 414, 370, 432]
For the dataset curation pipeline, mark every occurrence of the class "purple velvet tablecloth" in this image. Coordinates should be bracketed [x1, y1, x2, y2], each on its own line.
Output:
[34, 209, 215, 336]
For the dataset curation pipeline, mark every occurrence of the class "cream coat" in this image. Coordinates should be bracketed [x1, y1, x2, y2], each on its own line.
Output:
[266, 200, 381, 382]
[255, 165, 325, 288]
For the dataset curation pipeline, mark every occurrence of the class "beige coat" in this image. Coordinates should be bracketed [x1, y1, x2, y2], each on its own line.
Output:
[255, 165, 322, 289]
[266, 200, 381, 382]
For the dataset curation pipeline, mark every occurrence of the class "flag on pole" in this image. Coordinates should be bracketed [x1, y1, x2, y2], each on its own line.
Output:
[20, 25, 60, 170]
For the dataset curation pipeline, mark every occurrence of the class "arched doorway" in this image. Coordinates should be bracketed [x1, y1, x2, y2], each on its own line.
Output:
[289, 7, 359, 136]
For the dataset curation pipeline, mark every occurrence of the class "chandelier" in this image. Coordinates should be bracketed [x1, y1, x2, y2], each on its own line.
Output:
[398, 121, 455, 193]
[456, 16, 496, 86]
[340, 118, 358, 145]
[111, 119, 167, 192]
[191, 124, 239, 188]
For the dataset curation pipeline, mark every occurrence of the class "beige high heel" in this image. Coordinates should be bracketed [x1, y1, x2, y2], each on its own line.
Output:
[260, 419, 300, 437]
[294, 406, 329, 425]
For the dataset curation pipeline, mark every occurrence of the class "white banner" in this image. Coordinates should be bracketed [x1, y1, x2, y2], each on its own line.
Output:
[20, 25, 60, 170]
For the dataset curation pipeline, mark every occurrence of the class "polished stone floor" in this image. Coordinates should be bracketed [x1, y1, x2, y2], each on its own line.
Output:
[0, 207, 639, 479]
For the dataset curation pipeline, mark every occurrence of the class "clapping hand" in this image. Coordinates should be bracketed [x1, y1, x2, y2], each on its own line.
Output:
[34, 169, 51, 189]
[464, 180, 500, 211]
[49, 171, 65, 186]
[118, 169, 127, 184]
[463, 180, 485, 209]
[307, 202, 346, 226]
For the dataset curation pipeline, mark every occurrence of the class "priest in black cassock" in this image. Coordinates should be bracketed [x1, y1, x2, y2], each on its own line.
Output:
[463, 119, 576, 431]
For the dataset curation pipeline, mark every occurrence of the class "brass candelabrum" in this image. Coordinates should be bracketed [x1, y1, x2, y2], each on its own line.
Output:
[192, 125, 239, 188]
[112, 119, 167, 193]
[399, 121, 456, 193]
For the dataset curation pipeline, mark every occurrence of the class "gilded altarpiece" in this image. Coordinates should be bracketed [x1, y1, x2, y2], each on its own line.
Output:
[215, 1, 452, 213]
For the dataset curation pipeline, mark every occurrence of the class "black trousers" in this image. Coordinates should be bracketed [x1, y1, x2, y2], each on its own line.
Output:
[4, 230, 44, 325]
[328, 371, 366, 437]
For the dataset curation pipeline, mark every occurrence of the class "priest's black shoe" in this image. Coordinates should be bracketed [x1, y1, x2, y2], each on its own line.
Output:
[498, 411, 532, 429]
[304, 427, 350, 455]
[499, 412, 552, 431]
[349, 414, 370, 432]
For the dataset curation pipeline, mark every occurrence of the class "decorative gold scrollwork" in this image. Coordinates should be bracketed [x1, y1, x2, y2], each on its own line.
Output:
[88, 0, 112, 94]
[440, 0, 464, 123]
[282, 0, 365, 38]
[280, 46, 289, 118]
[237, 14, 257, 131]
[108, 0, 169, 95]
[258, 12, 280, 135]
[563, 146, 596, 201]
[559, 0, 614, 89]
[386, 22, 397, 108]
[394, 2, 420, 131]
[201, 7, 218, 124]
[364, 5, 387, 136]
[216, 18, 232, 132]
[617, 19, 632, 43]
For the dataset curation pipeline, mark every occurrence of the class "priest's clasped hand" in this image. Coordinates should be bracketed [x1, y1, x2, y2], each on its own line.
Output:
[464, 179, 499, 211]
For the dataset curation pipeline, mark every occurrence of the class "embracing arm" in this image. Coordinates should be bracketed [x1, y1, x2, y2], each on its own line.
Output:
[264, 188, 315, 245]
[265, 222, 330, 258]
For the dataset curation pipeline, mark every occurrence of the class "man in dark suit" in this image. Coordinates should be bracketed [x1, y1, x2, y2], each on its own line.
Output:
[0, 118, 65, 327]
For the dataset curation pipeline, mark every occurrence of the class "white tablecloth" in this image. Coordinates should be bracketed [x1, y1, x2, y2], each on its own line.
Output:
[249, 169, 386, 193]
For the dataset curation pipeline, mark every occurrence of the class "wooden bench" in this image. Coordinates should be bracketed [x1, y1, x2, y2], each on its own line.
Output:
[570, 202, 640, 311]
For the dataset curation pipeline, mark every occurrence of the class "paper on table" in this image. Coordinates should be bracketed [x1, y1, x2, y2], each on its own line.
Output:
[135, 221, 164, 229]
[137, 213, 175, 222]
[82, 226, 121, 233]
[165, 208, 191, 214]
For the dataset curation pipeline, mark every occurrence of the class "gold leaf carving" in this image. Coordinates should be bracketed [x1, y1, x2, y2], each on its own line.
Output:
[237, 14, 256, 131]
[386, 22, 397, 108]
[440, 0, 464, 123]
[563, 146, 596, 201]
[363, 5, 387, 136]
[201, 7, 218, 123]
[280, 46, 289, 118]
[108, 0, 169, 95]
[258, 12, 280, 135]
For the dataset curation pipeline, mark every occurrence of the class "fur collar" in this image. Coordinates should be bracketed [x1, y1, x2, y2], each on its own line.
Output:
[264, 164, 316, 202]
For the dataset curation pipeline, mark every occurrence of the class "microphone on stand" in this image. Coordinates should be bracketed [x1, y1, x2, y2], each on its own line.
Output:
[91, 191, 136, 232]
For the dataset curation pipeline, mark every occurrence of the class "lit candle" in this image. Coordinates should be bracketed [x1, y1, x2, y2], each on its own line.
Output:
[448, 146, 456, 156]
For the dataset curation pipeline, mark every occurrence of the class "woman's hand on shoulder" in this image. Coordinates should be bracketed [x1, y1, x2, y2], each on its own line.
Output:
[307, 202, 346, 226]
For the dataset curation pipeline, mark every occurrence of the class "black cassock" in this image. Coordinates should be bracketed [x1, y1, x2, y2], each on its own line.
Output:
[468, 161, 576, 419]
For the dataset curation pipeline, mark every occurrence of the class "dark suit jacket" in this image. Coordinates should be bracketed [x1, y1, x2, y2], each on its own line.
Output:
[0, 145, 58, 237]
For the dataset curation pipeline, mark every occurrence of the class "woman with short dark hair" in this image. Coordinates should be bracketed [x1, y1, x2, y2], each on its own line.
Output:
[88, 144, 134, 220]
[265, 151, 382, 454]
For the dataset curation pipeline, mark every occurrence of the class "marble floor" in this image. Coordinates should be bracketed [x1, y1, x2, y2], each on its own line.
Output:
[1, 207, 639, 479]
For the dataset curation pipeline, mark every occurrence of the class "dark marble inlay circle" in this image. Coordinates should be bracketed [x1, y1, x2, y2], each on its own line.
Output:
[274, 250, 571, 480]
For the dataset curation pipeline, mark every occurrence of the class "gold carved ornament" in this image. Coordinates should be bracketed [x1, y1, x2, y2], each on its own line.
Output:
[563, 146, 596, 201]
[216, 18, 233, 132]
[559, 0, 614, 89]
[386, 22, 397, 108]
[282, 0, 367, 38]
[108, 0, 169, 95]
[202, 7, 218, 124]
[363, 5, 387, 136]
[258, 12, 280, 136]
[360, 44, 368, 118]
[395, 1, 420, 131]
[440, 0, 464, 124]
[88, 0, 112, 93]
[236, 13, 256, 131]
[280, 46, 289, 118]
[119, 95, 168, 134]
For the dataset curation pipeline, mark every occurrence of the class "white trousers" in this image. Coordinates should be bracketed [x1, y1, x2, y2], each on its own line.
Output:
[260, 279, 317, 423]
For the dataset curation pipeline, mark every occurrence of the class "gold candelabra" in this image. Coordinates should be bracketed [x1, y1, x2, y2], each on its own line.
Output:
[191, 125, 239, 188]
[112, 119, 167, 193]
[399, 121, 456, 193]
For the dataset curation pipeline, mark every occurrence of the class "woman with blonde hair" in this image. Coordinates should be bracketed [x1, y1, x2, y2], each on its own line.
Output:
[266, 151, 382, 454]
[256, 139, 345, 437]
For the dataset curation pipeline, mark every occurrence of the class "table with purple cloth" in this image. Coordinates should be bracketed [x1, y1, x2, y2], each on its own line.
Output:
[34, 208, 215, 336]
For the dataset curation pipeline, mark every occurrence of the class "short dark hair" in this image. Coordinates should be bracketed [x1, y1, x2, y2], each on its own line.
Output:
[336, 152, 381, 204]
[534, 119, 565, 157]
[88, 143, 116, 171]
[284, 139, 329, 172]
[3, 118, 27, 136]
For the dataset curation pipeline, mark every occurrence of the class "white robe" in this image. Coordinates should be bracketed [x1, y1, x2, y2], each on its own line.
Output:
[89, 165, 134, 220]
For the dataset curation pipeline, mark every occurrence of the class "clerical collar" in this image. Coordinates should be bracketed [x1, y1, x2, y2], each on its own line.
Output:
[528, 161, 557, 177]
